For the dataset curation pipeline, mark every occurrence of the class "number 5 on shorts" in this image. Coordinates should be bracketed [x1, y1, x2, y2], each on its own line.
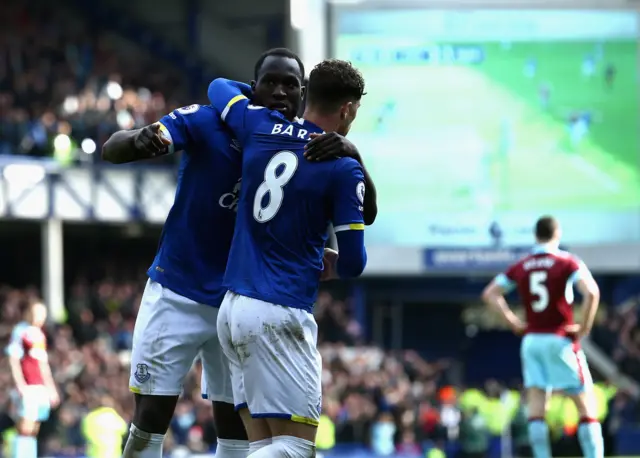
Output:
[253, 151, 298, 223]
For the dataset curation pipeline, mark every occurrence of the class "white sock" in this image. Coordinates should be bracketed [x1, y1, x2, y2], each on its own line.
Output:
[121, 424, 165, 458]
[249, 438, 272, 454]
[13, 435, 37, 458]
[216, 438, 250, 457]
[248, 435, 315, 458]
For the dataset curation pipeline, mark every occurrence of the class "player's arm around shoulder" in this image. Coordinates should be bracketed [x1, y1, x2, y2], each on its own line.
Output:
[207, 78, 258, 144]
[325, 158, 368, 280]
[305, 132, 378, 225]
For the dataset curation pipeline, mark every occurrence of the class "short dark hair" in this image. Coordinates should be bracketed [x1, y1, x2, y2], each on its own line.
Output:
[254, 48, 305, 80]
[306, 59, 365, 113]
[534, 215, 558, 242]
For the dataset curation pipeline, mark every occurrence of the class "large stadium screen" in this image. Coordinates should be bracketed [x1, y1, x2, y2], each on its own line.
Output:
[331, 9, 640, 247]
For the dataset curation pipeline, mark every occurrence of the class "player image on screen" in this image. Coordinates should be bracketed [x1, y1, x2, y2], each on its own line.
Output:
[102, 49, 377, 458]
[334, 9, 640, 247]
[207, 59, 368, 458]
[6, 302, 60, 458]
[481, 216, 603, 458]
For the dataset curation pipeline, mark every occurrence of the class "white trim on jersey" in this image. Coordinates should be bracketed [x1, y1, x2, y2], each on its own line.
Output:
[334, 223, 365, 233]
[221, 95, 247, 121]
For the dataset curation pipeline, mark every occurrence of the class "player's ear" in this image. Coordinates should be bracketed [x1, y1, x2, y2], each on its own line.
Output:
[348, 101, 359, 120]
[250, 80, 257, 92]
[300, 85, 306, 98]
[340, 102, 352, 120]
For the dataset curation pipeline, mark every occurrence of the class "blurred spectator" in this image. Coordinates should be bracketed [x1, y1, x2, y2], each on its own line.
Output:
[0, 0, 188, 164]
[371, 412, 396, 456]
[458, 407, 489, 458]
[511, 402, 531, 458]
[82, 395, 127, 458]
[395, 430, 421, 456]
[316, 410, 336, 452]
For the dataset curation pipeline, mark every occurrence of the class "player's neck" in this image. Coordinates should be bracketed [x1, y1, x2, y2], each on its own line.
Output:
[535, 241, 559, 252]
[302, 109, 338, 133]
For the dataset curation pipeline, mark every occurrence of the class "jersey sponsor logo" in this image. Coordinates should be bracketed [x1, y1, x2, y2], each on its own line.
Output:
[219, 178, 242, 212]
[134, 363, 151, 383]
[176, 104, 200, 115]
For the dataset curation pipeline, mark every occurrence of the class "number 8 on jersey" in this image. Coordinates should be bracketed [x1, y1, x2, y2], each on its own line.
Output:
[254, 151, 299, 223]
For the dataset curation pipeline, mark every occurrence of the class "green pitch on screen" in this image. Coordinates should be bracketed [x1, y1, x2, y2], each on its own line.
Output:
[336, 36, 640, 214]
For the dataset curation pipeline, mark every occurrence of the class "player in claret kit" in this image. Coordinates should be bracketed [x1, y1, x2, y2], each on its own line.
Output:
[102, 48, 377, 458]
[6, 302, 59, 458]
[208, 59, 368, 458]
[481, 216, 603, 458]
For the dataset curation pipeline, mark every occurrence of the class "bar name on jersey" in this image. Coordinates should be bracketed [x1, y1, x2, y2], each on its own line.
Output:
[271, 123, 311, 140]
[523, 256, 556, 271]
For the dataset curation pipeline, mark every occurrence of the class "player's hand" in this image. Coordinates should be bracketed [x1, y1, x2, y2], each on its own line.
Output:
[304, 132, 359, 162]
[320, 248, 339, 281]
[49, 389, 60, 408]
[133, 123, 172, 156]
[565, 324, 585, 340]
[511, 321, 527, 336]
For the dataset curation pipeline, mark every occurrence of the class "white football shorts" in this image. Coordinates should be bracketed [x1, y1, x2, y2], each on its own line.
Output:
[13, 385, 50, 422]
[217, 291, 322, 426]
[129, 279, 233, 403]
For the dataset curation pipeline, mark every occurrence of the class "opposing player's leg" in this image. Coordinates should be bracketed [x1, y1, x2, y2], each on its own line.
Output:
[13, 387, 49, 458]
[227, 293, 320, 458]
[550, 338, 603, 458]
[122, 280, 216, 458]
[200, 330, 249, 458]
[521, 335, 552, 458]
[13, 417, 39, 458]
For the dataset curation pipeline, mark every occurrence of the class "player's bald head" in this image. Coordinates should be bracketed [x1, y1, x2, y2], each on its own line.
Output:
[534, 216, 560, 243]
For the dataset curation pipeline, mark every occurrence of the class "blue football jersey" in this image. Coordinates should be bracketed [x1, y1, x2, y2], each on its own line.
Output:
[147, 104, 242, 306]
[208, 79, 366, 311]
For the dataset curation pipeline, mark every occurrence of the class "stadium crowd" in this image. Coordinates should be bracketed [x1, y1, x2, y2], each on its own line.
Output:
[0, 0, 187, 161]
[0, 274, 638, 457]
[592, 304, 640, 385]
[0, 276, 451, 456]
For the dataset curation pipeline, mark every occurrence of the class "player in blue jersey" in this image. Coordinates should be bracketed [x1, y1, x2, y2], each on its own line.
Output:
[208, 59, 368, 458]
[102, 48, 378, 458]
